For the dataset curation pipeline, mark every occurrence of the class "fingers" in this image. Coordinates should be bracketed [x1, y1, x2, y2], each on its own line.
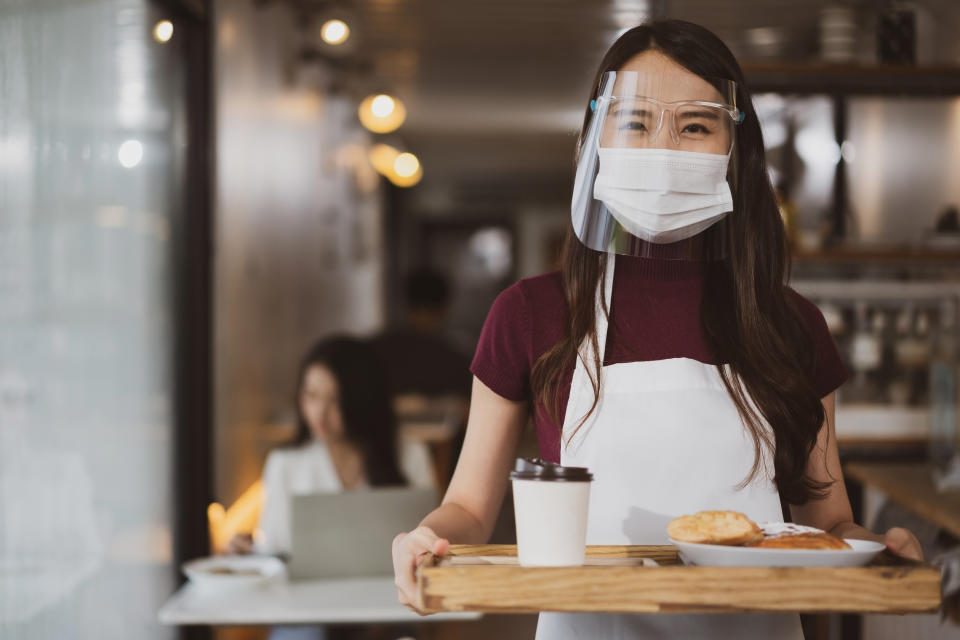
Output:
[393, 530, 419, 605]
[884, 527, 923, 561]
[392, 526, 450, 613]
[226, 534, 254, 555]
[408, 527, 442, 558]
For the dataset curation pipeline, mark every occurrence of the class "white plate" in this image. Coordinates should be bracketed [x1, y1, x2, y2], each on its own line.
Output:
[669, 523, 886, 567]
[182, 555, 286, 592]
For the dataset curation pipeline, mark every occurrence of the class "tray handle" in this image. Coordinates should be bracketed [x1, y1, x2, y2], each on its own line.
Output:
[413, 551, 438, 613]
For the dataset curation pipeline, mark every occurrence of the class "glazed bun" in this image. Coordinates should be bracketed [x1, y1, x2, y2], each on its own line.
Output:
[667, 510, 764, 546]
[748, 532, 851, 550]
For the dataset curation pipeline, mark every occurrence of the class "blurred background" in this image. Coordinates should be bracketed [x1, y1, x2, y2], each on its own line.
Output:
[2, 0, 960, 639]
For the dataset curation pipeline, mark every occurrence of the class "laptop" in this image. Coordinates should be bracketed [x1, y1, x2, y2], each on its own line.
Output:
[288, 487, 439, 580]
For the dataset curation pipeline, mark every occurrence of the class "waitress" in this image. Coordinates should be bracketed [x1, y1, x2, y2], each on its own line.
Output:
[392, 19, 922, 639]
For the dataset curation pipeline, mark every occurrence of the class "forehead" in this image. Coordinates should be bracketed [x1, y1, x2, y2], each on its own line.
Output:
[612, 50, 725, 103]
[303, 364, 338, 392]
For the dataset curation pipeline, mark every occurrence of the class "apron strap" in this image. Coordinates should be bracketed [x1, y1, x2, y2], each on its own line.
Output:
[563, 256, 616, 446]
[595, 254, 615, 358]
[578, 254, 615, 369]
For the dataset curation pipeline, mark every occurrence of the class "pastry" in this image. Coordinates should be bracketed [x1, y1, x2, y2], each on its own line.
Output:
[667, 510, 764, 545]
[748, 532, 851, 550]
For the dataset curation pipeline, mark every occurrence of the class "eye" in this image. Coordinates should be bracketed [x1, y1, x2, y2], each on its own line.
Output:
[681, 123, 711, 135]
[621, 121, 648, 132]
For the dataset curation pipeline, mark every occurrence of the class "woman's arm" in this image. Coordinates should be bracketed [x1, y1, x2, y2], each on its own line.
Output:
[393, 376, 528, 606]
[419, 376, 528, 542]
[789, 392, 923, 560]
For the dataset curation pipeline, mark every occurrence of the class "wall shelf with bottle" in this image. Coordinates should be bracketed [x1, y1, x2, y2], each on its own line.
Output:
[742, 2, 960, 96]
[742, 2, 960, 243]
[759, 80, 960, 243]
[791, 279, 960, 457]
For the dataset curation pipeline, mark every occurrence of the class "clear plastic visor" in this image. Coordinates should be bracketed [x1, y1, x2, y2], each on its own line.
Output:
[595, 71, 740, 154]
[570, 70, 742, 259]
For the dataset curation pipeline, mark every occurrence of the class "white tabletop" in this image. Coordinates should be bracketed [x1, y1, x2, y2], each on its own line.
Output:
[158, 575, 481, 626]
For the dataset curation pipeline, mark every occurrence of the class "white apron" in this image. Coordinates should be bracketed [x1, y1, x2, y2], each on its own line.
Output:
[535, 258, 803, 640]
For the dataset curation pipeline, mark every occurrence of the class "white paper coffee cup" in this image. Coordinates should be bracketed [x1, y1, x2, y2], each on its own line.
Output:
[510, 458, 593, 567]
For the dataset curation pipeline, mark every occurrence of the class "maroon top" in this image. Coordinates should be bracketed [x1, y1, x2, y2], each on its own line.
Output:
[470, 254, 850, 463]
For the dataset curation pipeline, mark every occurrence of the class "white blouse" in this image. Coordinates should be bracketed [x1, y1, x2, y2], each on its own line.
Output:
[256, 439, 435, 555]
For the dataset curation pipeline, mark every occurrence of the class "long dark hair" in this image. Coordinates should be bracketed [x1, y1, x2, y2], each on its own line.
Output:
[289, 336, 405, 487]
[530, 19, 830, 505]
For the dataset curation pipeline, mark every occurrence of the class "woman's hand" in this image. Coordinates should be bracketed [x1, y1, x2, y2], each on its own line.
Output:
[226, 533, 254, 555]
[392, 526, 450, 611]
[882, 526, 923, 561]
[789, 394, 923, 563]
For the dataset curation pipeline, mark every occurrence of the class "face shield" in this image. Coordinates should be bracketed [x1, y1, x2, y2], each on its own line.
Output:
[570, 70, 743, 259]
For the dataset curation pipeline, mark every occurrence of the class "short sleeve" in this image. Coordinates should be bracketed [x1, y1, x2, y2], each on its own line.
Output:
[788, 289, 850, 398]
[470, 282, 532, 401]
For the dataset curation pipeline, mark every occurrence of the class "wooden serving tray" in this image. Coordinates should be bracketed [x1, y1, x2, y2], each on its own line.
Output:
[415, 544, 942, 615]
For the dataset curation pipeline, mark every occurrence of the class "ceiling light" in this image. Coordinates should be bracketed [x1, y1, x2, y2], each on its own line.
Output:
[371, 95, 395, 118]
[320, 19, 350, 45]
[368, 144, 422, 188]
[358, 94, 406, 133]
[393, 152, 419, 178]
[153, 20, 173, 43]
[118, 140, 143, 168]
[387, 165, 422, 188]
[369, 143, 400, 176]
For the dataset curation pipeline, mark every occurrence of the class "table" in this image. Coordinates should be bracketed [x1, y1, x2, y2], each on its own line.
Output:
[844, 461, 960, 539]
[840, 461, 960, 640]
[159, 576, 481, 626]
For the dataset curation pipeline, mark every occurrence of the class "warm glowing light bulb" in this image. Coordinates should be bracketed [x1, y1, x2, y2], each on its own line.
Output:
[371, 95, 395, 118]
[369, 144, 400, 176]
[207, 502, 225, 552]
[321, 19, 350, 45]
[388, 164, 422, 188]
[394, 152, 420, 178]
[153, 20, 174, 43]
[208, 502, 226, 522]
[358, 95, 406, 133]
[118, 140, 143, 168]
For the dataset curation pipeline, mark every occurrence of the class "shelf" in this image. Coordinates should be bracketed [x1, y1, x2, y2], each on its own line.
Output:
[792, 246, 960, 263]
[742, 62, 960, 95]
[791, 279, 960, 301]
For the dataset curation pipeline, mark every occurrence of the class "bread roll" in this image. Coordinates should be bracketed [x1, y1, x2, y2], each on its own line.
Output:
[667, 510, 764, 545]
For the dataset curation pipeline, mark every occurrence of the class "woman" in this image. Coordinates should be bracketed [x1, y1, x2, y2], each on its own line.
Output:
[392, 19, 922, 639]
[230, 336, 426, 556]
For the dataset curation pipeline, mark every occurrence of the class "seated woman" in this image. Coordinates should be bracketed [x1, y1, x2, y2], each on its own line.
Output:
[230, 335, 433, 556]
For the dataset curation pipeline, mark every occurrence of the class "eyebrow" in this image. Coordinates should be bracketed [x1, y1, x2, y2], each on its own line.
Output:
[611, 107, 656, 119]
[676, 110, 720, 120]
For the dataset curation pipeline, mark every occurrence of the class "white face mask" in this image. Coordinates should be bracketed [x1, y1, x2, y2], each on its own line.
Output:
[593, 147, 733, 244]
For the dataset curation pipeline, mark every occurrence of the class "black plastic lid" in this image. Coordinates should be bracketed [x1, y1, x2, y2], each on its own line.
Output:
[509, 457, 593, 482]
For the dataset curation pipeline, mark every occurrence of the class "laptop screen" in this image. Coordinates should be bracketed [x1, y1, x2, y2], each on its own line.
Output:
[288, 487, 439, 580]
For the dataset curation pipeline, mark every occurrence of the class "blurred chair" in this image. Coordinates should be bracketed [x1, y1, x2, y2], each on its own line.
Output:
[395, 394, 469, 494]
